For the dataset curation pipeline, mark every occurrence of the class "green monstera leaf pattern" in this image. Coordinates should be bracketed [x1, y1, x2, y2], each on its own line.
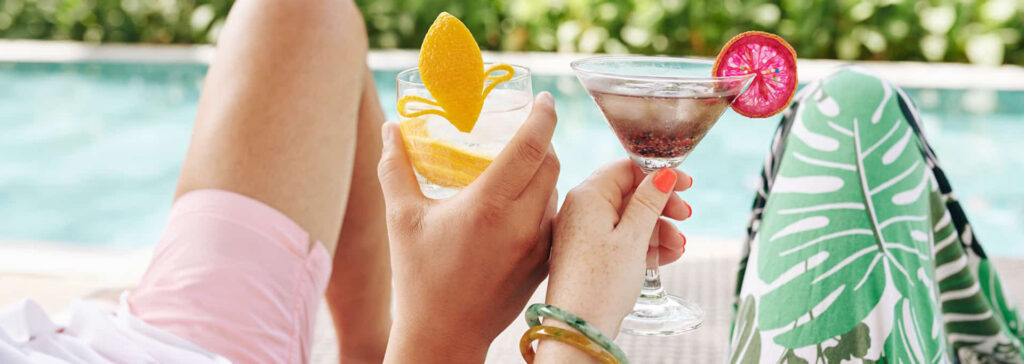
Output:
[756, 69, 943, 356]
[978, 260, 1024, 343]
[730, 67, 1024, 363]
[729, 296, 761, 364]
[823, 323, 870, 362]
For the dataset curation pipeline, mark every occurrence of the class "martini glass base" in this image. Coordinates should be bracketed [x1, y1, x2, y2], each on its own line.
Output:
[621, 294, 705, 336]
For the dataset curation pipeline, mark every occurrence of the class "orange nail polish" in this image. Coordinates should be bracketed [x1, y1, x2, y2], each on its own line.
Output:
[688, 175, 694, 188]
[683, 200, 693, 219]
[679, 233, 687, 254]
[653, 168, 676, 193]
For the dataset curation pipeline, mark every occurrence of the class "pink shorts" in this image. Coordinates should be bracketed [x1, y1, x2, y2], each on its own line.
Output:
[128, 189, 332, 364]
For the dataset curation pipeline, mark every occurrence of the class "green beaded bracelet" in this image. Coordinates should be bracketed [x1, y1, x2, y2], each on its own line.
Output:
[524, 303, 630, 364]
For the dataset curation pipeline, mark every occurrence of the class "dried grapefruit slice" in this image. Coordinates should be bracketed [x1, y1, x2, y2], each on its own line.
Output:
[713, 31, 797, 118]
[398, 12, 514, 133]
[399, 117, 494, 188]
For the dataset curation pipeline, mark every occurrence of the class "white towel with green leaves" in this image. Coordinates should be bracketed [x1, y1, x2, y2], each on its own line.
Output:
[730, 67, 1023, 364]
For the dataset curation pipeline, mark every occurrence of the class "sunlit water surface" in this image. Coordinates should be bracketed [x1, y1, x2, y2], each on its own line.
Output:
[0, 62, 1021, 258]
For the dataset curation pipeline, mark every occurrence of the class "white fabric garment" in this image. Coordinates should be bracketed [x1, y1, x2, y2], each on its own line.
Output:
[0, 296, 230, 364]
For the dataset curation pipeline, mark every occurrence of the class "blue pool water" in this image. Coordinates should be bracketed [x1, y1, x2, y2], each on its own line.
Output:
[1, 62, 1022, 257]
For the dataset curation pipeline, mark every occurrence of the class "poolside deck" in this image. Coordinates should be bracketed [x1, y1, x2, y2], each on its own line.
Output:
[2, 237, 1022, 363]
[306, 239, 1024, 363]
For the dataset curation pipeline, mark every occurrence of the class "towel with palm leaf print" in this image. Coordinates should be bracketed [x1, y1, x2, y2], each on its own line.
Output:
[729, 66, 1023, 364]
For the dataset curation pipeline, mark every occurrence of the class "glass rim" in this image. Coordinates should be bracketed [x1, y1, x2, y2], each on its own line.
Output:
[397, 63, 532, 87]
[570, 56, 756, 83]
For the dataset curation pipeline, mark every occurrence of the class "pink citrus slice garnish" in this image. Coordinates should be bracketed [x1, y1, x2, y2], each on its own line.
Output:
[713, 31, 798, 118]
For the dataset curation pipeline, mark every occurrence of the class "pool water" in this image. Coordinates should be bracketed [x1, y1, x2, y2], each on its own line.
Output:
[1, 62, 1022, 258]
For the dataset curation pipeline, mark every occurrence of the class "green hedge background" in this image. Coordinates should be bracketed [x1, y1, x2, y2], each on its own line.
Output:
[1, 0, 1021, 65]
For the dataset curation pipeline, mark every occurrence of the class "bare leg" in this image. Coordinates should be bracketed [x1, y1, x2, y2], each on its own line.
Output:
[325, 71, 392, 363]
[141, 0, 394, 361]
[174, 0, 368, 252]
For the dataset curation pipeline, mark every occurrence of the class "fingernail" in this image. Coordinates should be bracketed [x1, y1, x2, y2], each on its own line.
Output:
[381, 123, 394, 146]
[683, 200, 693, 219]
[653, 168, 676, 193]
[688, 175, 694, 188]
[680, 233, 687, 253]
[536, 91, 554, 109]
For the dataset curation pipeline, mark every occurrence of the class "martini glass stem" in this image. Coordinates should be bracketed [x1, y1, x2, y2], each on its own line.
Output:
[641, 232, 668, 303]
[640, 268, 669, 303]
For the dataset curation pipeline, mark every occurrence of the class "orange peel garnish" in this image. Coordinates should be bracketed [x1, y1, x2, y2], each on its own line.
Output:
[397, 12, 514, 133]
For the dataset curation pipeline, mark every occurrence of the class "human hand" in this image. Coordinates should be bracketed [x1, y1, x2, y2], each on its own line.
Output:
[378, 92, 560, 363]
[543, 160, 692, 338]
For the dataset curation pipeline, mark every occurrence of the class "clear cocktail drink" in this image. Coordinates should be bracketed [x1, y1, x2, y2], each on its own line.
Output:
[573, 56, 754, 336]
[589, 91, 737, 172]
[396, 65, 532, 199]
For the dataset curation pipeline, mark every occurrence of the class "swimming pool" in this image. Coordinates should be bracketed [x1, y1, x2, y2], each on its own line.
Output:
[1, 62, 1022, 257]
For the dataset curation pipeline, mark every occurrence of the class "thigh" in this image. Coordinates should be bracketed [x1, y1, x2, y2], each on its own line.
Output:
[174, 0, 368, 250]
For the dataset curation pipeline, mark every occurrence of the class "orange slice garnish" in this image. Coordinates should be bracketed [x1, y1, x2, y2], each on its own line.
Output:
[397, 12, 514, 133]
[399, 117, 494, 188]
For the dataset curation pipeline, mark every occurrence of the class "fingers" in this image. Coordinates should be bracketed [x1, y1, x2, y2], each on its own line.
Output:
[609, 161, 691, 213]
[617, 168, 677, 242]
[574, 160, 693, 228]
[517, 146, 561, 212]
[673, 170, 694, 191]
[662, 194, 693, 221]
[657, 219, 685, 250]
[657, 223, 686, 265]
[619, 190, 691, 220]
[377, 123, 423, 209]
[476, 92, 558, 201]
[647, 220, 686, 265]
[658, 242, 685, 265]
[584, 159, 640, 213]
[628, 164, 693, 193]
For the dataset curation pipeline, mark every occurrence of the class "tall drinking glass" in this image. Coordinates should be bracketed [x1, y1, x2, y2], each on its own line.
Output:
[396, 64, 532, 199]
[572, 56, 754, 335]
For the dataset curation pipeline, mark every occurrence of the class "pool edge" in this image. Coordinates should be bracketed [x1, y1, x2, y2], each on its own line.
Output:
[1, 40, 1022, 90]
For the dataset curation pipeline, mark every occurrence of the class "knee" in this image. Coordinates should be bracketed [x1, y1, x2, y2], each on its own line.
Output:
[319, 0, 368, 50]
[258, 0, 368, 54]
[336, 0, 369, 55]
[337, 0, 367, 37]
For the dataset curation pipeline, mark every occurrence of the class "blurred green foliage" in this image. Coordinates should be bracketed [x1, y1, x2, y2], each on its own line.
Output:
[0, 0, 232, 44]
[0, 0, 1021, 65]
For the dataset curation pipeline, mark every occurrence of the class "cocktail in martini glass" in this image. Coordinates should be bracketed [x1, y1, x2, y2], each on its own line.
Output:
[572, 56, 754, 335]
[571, 32, 798, 336]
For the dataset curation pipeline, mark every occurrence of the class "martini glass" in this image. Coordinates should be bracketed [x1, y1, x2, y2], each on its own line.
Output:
[571, 56, 754, 336]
